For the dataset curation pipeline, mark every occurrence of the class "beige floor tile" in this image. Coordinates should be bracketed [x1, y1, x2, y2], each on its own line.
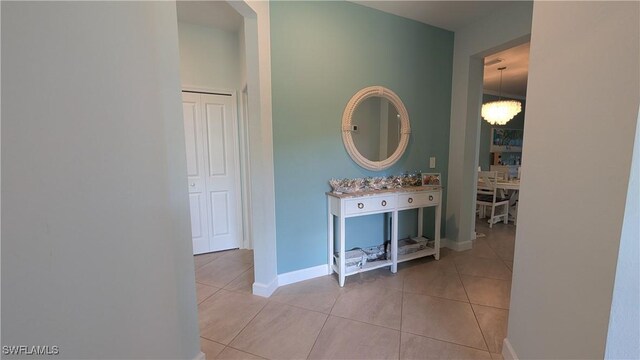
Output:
[402, 293, 487, 350]
[215, 347, 264, 359]
[403, 269, 468, 302]
[473, 305, 509, 354]
[200, 338, 225, 359]
[230, 301, 327, 360]
[490, 352, 505, 360]
[270, 275, 343, 313]
[224, 267, 254, 294]
[347, 266, 406, 291]
[194, 251, 227, 269]
[220, 249, 254, 265]
[486, 242, 514, 262]
[196, 258, 253, 288]
[400, 333, 492, 359]
[198, 289, 267, 345]
[454, 257, 512, 280]
[450, 240, 500, 260]
[331, 285, 403, 329]
[402, 257, 458, 277]
[308, 316, 400, 359]
[461, 275, 511, 309]
[196, 282, 220, 304]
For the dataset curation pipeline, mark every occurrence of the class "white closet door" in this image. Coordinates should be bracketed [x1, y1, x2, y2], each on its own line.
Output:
[183, 93, 210, 254]
[201, 93, 242, 252]
[182, 92, 241, 254]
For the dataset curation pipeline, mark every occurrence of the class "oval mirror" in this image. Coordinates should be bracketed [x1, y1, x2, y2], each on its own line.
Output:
[342, 86, 410, 171]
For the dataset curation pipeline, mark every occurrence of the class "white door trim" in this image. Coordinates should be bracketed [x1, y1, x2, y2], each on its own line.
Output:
[239, 85, 253, 249]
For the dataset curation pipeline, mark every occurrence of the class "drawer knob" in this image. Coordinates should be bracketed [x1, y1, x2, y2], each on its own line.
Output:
[357, 203, 364, 209]
[429, 195, 434, 201]
[408, 197, 413, 203]
[381, 200, 387, 206]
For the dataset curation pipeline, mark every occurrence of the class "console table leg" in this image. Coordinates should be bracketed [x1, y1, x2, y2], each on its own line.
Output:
[391, 210, 398, 273]
[339, 216, 346, 286]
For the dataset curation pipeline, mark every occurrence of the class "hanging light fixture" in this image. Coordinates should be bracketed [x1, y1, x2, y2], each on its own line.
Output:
[481, 66, 522, 125]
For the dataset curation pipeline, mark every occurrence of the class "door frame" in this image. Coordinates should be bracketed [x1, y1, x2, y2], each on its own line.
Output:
[182, 85, 248, 251]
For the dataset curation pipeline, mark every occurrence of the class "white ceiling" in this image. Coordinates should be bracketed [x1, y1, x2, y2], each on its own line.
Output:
[351, 1, 506, 31]
[483, 42, 530, 98]
[176, 1, 243, 32]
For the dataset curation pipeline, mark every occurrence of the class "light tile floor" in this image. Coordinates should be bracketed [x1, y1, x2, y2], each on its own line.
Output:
[194, 219, 514, 360]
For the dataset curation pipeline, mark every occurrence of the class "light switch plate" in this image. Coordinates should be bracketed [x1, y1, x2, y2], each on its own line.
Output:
[429, 157, 436, 168]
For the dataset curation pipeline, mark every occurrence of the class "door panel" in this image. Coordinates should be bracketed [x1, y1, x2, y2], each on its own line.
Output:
[211, 191, 230, 236]
[205, 103, 228, 176]
[182, 92, 210, 254]
[183, 91, 242, 254]
[202, 93, 241, 252]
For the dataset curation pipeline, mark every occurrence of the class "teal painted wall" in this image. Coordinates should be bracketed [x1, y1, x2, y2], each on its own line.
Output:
[270, 1, 454, 274]
[479, 94, 526, 171]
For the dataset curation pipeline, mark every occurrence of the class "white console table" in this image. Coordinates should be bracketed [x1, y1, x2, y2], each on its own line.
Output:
[327, 186, 442, 286]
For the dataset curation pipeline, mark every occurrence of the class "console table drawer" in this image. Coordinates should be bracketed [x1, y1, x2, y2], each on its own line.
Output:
[398, 192, 439, 209]
[345, 196, 396, 215]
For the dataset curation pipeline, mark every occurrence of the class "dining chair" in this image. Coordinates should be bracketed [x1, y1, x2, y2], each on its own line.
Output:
[477, 171, 510, 228]
[490, 165, 511, 180]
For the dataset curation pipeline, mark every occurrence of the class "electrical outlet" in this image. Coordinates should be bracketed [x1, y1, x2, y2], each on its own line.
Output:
[429, 157, 436, 169]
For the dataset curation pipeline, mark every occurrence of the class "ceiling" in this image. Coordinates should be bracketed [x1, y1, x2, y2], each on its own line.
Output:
[176, 0, 528, 98]
[351, 1, 506, 31]
[176, 1, 243, 32]
[483, 42, 530, 98]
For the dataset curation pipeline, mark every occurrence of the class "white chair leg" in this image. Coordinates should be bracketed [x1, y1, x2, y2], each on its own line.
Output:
[489, 205, 495, 228]
[504, 204, 509, 224]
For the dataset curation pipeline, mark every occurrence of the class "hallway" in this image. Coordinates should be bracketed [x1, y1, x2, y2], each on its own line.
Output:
[194, 220, 514, 359]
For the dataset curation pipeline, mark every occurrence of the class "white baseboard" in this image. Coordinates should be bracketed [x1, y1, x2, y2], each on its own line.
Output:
[502, 338, 518, 360]
[252, 276, 278, 298]
[192, 351, 205, 360]
[442, 237, 473, 251]
[277, 264, 331, 287]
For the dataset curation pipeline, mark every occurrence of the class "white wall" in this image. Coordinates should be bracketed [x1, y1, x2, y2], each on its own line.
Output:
[1, 2, 200, 358]
[506, 2, 639, 359]
[445, 1, 533, 246]
[178, 21, 241, 91]
[227, 0, 278, 296]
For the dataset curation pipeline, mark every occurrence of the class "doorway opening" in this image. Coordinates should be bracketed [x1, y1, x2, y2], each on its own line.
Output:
[175, 0, 272, 297]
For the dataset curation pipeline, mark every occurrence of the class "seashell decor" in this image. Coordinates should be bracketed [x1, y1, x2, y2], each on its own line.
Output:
[329, 172, 425, 194]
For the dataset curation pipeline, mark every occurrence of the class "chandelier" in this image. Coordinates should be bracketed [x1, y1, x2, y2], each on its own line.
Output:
[481, 66, 522, 125]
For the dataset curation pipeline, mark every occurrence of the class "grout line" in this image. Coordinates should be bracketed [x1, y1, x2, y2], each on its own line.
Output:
[305, 312, 331, 359]
[400, 330, 492, 353]
[222, 298, 270, 348]
[327, 313, 401, 332]
[197, 286, 222, 305]
[470, 301, 492, 353]
[224, 345, 267, 359]
[470, 302, 510, 311]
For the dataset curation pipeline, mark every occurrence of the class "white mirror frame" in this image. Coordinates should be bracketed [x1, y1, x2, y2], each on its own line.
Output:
[342, 86, 411, 171]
